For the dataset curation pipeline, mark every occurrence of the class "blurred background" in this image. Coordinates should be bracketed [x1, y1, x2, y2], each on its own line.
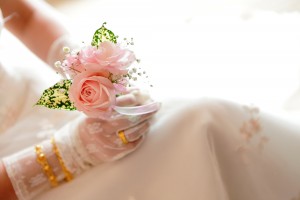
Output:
[2, 0, 300, 115]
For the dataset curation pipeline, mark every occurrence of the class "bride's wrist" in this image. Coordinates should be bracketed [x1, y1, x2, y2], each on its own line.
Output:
[53, 118, 95, 176]
[2, 138, 75, 200]
[36, 140, 68, 185]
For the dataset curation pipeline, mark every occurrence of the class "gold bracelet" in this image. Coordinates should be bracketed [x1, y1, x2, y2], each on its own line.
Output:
[35, 145, 58, 187]
[51, 137, 73, 182]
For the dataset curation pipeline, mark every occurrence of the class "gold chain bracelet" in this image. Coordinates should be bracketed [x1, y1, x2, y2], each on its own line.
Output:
[35, 145, 58, 187]
[51, 137, 73, 182]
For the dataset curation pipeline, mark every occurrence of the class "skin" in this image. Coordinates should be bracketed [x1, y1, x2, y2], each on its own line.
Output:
[0, 0, 68, 199]
[0, 0, 68, 62]
[0, 161, 16, 200]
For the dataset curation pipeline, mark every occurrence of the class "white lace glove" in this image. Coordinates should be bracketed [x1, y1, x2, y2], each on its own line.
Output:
[54, 108, 154, 175]
[2, 91, 158, 200]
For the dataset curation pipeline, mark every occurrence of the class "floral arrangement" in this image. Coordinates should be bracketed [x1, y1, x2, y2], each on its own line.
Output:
[36, 23, 154, 118]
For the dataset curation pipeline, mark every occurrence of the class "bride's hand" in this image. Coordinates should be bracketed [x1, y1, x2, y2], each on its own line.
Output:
[78, 111, 154, 163]
[54, 90, 159, 175]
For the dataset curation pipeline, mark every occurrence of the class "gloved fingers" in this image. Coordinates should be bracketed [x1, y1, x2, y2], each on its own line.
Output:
[116, 88, 151, 107]
[117, 121, 150, 143]
[101, 135, 145, 162]
[116, 93, 138, 107]
[110, 110, 158, 129]
[80, 110, 156, 138]
[120, 134, 144, 153]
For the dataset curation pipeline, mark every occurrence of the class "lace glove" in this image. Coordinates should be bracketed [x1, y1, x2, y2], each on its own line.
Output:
[54, 107, 154, 175]
[2, 91, 158, 200]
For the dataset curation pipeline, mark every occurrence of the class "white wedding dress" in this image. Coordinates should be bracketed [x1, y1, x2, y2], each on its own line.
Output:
[1, 18, 300, 200]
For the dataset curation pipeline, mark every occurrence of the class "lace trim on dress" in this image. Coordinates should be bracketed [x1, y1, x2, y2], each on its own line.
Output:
[3, 140, 64, 200]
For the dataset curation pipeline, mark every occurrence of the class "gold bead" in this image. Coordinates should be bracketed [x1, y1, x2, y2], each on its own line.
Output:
[51, 137, 73, 182]
[35, 144, 58, 187]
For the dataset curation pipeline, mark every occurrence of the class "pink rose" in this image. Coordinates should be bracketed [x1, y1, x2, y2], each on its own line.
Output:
[69, 70, 116, 118]
[78, 45, 98, 63]
[79, 41, 136, 75]
[64, 54, 81, 68]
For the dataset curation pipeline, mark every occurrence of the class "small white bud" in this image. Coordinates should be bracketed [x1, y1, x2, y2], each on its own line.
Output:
[54, 61, 62, 68]
[63, 46, 71, 53]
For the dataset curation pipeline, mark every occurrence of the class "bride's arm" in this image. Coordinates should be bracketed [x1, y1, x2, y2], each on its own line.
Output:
[1, 112, 154, 200]
[0, 0, 68, 63]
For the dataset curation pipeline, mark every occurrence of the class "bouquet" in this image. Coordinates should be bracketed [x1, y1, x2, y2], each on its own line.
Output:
[36, 23, 158, 118]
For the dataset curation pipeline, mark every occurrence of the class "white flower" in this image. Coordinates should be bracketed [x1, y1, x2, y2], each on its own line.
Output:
[63, 46, 71, 53]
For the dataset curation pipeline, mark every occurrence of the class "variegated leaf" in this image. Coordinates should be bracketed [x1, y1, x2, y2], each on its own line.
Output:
[91, 22, 118, 46]
[35, 79, 76, 111]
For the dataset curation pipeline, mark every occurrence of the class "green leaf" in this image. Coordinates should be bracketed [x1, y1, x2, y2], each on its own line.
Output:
[35, 79, 76, 111]
[91, 22, 118, 46]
